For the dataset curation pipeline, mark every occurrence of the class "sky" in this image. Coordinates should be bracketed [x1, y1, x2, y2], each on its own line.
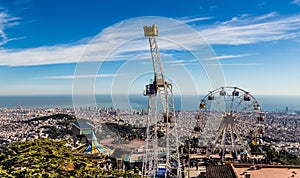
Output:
[0, 0, 300, 97]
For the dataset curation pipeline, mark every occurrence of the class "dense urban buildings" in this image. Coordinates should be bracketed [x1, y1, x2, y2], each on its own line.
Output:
[0, 106, 299, 177]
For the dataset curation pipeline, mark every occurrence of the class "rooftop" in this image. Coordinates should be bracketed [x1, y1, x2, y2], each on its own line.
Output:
[74, 121, 94, 129]
[235, 167, 300, 178]
[206, 165, 236, 178]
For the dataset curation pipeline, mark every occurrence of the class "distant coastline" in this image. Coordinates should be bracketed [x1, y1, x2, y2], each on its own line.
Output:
[0, 94, 299, 111]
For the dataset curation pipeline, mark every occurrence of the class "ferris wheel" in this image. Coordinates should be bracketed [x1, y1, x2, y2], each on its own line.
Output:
[197, 86, 265, 160]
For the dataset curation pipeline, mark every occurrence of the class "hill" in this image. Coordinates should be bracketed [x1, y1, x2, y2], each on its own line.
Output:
[0, 138, 140, 177]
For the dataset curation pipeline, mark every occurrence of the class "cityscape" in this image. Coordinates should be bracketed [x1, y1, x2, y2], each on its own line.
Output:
[0, 0, 300, 178]
[0, 105, 299, 177]
[0, 107, 300, 157]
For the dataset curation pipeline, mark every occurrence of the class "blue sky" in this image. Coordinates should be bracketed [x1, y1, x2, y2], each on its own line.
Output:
[0, 0, 300, 96]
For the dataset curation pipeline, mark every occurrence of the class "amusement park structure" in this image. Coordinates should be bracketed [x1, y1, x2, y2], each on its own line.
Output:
[197, 86, 265, 161]
[142, 24, 181, 177]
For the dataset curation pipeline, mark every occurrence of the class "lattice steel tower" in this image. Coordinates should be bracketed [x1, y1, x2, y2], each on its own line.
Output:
[142, 24, 181, 177]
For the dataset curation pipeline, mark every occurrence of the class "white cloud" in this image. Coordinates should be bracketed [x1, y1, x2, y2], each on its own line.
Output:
[1, 13, 300, 66]
[254, 12, 278, 21]
[163, 59, 195, 64]
[0, 11, 20, 45]
[142, 53, 251, 67]
[167, 54, 251, 66]
[218, 54, 251, 59]
[199, 12, 300, 45]
[220, 12, 278, 25]
[219, 63, 259, 66]
[142, 59, 198, 66]
[179, 16, 214, 23]
[292, 0, 300, 6]
[199, 63, 259, 67]
[0, 45, 85, 66]
[0, 17, 209, 66]
[209, 54, 251, 60]
[35, 74, 127, 79]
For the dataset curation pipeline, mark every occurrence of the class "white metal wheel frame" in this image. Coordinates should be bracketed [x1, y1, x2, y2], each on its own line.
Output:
[198, 86, 264, 160]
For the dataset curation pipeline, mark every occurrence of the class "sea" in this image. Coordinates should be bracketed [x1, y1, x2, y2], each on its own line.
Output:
[0, 95, 299, 112]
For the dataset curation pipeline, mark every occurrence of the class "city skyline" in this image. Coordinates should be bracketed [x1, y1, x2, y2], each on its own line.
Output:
[0, 0, 300, 96]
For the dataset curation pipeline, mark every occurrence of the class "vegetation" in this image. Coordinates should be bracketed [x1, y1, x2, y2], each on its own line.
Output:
[263, 146, 300, 165]
[23, 114, 76, 139]
[0, 138, 140, 177]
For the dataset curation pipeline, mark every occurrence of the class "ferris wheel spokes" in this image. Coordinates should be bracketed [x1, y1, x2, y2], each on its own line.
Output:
[197, 86, 265, 161]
